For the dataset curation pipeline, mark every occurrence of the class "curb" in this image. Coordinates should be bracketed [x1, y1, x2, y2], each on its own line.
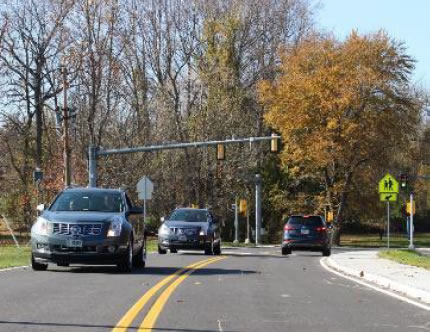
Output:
[323, 256, 430, 305]
[0, 266, 29, 273]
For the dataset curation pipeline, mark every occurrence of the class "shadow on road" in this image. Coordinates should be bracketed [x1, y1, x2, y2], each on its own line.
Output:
[0, 320, 237, 332]
[45, 265, 258, 276]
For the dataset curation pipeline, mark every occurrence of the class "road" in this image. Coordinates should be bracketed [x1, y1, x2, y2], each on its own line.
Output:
[0, 247, 429, 332]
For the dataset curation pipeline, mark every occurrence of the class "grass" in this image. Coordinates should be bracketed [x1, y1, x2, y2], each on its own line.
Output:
[340, 233, 430, 248]
[378, 249, 430, 270]
[0, 246, 31, 269]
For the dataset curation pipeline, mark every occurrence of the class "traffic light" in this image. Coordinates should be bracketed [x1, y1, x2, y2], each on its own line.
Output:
[270, 133, 279, 153]
[216, 144, 225, 160]
[400, 173, 408, 190]
[239, 199, 247, 215]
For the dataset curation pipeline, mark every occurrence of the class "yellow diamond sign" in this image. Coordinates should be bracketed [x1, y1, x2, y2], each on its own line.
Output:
[378, 173, 399, 194]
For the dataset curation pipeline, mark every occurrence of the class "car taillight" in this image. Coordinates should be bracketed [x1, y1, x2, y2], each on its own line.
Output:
[316, 227, 327, 232]
[284, 225, 294, 231]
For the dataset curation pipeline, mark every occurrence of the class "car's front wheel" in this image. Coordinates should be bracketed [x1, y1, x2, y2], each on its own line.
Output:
[117, 240, 133, 272]
[158, 244, 167, 254]
[213, 241, 221, 255]
[282, 247, 292, 255]
[133, 243, 146, 268]
[205, 237, 214, 255]
[31, 254, 48, 271]
[322, 248, 331, 256]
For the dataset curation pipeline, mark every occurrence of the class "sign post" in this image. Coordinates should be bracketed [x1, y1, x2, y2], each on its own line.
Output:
[137, 176, 154, 227]
[378, 173, 399, 249]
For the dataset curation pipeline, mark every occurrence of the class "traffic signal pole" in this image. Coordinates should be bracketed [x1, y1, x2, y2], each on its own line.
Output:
[88, 135, 281, 187]
[409, 193, 414, 250]
[234, 195, 239, 244]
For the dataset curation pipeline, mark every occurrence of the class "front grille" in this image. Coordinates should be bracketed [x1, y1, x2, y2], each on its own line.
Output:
[52, 245, 98, 253]
[52, 223, 103, 236]
[171, 227, 199, 236]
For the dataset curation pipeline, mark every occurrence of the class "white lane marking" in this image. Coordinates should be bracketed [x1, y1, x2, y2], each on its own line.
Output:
[217, 319, 224, 332]
[320, 257, 430, 311]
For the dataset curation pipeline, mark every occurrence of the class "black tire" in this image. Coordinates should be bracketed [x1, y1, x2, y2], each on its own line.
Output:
[170, 248, 177, 254]
[282, 247, 291, 256]
[158, 245, 167, 254]
[133, 243, 146, 268]
[31, 254, 48, 271]
[117, 241, 133, 273]
[205, 237, 214, 255]
[322, 248, 331, 257]
[213, 241, 221, 255]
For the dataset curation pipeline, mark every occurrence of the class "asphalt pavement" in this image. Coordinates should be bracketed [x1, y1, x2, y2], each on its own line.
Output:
[0, 247, 429, 332]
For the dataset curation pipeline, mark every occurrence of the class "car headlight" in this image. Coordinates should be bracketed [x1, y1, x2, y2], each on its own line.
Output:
[199, 229, 207, 236]
[107, 218, 123, 237]
[158, 224, 171, 236]
[32, 217, 52, 236]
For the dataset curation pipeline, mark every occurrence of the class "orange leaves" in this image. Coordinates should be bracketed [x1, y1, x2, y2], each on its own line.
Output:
[258, 31, 420, 216]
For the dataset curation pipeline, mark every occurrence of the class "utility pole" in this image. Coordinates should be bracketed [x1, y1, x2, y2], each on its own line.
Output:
[255, 173, 262, 246]
[62, 65, 71, 187]
[233, 195, 239, 244]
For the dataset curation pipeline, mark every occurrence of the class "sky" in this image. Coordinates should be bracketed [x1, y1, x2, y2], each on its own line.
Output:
[316, 0, 430, 90]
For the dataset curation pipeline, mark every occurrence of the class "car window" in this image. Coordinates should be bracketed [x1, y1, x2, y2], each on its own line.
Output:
[169, 210, 208, 223]
[50, 191, 124, 212]
[287, 216, 323, 227]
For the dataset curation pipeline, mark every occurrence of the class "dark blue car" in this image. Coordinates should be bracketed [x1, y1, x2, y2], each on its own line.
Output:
[281, 215, 331, 256]
[31, 187, 146, 272]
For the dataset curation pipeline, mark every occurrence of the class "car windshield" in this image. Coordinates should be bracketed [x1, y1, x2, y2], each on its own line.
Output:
[168, 210, 208, 223]
[287, 216, 323, 227]
[50, 191, 124, 212]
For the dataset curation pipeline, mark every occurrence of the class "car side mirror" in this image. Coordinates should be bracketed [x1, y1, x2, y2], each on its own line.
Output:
[36, 204, 46, 212]
[128, 206, 143, 215]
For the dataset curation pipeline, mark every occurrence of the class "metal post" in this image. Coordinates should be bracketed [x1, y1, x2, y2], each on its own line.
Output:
[144, 177, 147, 229]
[62, 65, 71, 187]
[233, 195, 239, 244]
[387, 201, 390, 249]
[88, 145, 97, 187]
[409, 193, 414, 250]
[255, 174, 262, 246]
[245, 206, 250, 244]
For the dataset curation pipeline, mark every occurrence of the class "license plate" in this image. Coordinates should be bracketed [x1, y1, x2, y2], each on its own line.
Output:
[67, 239, 83, 247]
[301, 229, 310, 235]
[178, 235, 187, 241]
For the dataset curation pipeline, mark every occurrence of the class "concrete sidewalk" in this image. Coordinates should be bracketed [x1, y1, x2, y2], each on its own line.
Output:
[323, 249, 430, 306]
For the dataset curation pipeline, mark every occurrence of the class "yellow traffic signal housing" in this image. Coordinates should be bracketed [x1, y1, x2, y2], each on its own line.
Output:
[406, 202, 416, 215]
[217, 144, 225, 160]
[239, 199, 247, 215]
[271, 133, 278, 153]
[327, 211, 334, 222]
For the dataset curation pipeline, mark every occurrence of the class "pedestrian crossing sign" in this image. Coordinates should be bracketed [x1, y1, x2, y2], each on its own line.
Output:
[378, 173, 399, 194]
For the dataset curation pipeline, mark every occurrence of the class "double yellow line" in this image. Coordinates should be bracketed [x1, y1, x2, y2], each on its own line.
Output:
[112, 256, 226, 332]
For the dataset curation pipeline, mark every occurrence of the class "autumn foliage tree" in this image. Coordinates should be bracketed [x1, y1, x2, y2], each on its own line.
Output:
[259, 31, 422, 241]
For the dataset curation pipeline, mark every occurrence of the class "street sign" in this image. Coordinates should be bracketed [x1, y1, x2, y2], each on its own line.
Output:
[378, 173, 399, 194]
[380, 193, 397, 202]
[137, 176, 154, 200]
